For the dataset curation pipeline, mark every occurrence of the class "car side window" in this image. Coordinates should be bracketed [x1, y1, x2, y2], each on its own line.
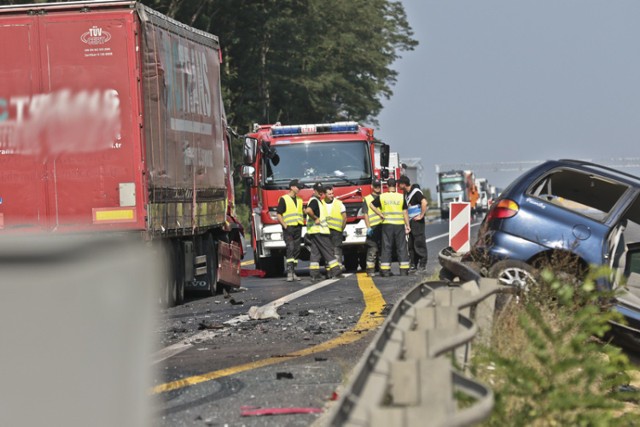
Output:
[527, 169, 628, 221]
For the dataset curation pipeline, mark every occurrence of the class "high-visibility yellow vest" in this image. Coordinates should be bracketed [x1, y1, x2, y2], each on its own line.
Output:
[306, 196, 330, 235]
[364, 194, 382, 227]
[379, 192, 405, 225]
[324, 199, 345, 232]
[280, 194, 304, 226]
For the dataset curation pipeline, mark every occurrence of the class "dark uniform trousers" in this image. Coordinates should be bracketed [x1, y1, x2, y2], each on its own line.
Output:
[365, 225, 382, 270]
[309, 233, 339, 278]
[380, 224, 410, 271]
[408, 220, 428, 268]
[284, 225, 302, 265]
[329, 229, 344, 264]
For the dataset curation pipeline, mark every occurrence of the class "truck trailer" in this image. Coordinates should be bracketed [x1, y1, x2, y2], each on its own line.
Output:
[0, 0, 243, 305]
[436, 170, 479, 220]
[241, 122, 390, 277]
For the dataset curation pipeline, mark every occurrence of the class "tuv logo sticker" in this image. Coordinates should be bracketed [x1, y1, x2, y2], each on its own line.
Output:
[81, 26, 111, 45]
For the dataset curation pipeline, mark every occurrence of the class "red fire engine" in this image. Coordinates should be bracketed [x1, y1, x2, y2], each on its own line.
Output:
[241, 122, 391, 276]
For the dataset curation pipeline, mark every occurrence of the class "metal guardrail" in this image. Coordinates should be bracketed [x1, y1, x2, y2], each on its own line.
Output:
[327, 275, 505, 427]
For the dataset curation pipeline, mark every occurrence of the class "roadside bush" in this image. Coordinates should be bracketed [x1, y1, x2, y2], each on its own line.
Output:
[234, 202, 251, 238]
[472, 266, 639, 426]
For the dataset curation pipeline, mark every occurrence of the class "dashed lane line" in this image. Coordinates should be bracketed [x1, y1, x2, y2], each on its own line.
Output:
[152, 272, 385, 394]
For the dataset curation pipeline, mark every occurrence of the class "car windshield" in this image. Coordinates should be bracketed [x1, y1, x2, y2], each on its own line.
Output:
[441, 182, 464, 192]
[262, 141, 371, 186]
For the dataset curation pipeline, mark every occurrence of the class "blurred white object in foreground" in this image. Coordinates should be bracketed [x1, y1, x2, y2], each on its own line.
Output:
[0, 234, 160, 427]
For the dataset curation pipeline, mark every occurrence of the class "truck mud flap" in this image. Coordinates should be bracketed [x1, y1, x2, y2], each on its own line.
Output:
[218, 240, 241, 288]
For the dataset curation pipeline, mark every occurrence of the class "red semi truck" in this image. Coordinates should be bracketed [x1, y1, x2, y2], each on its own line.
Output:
[241, 122, 390, 277]
[0, 0, 243, 304]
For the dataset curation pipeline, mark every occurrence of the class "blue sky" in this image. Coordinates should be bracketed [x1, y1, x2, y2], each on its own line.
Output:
[374, 0, 640, 191]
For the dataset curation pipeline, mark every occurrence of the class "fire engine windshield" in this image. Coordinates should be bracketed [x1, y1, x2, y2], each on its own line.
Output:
[263, 141, 371, 187]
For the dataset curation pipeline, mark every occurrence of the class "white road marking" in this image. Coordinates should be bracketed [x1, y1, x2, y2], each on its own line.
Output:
[152, 274, 352, 364]
[426, 221, 481, 243]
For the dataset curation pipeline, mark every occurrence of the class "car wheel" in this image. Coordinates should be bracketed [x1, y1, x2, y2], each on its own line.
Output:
[488, 260, 538, 290]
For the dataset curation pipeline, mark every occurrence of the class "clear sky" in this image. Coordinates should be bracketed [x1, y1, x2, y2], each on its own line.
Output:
[374, 0, 640, 192]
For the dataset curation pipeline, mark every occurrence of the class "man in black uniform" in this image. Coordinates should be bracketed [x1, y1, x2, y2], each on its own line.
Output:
[276, 179, 304, 281]
[398, 175, 428, 272]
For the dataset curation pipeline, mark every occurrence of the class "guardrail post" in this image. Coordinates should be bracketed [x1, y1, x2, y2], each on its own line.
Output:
[376, 357, 453, 427]
[329, 279, 499, 426]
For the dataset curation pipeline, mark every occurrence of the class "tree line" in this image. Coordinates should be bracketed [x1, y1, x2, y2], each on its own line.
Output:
[143, 0, 417, 133]
[4, 0, 417, 133]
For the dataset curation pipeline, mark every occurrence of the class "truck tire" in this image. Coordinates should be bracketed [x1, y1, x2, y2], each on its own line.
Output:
[171, 239, 185, 305]
[204, 235, 219, 296]
[162, 241, 178, 307]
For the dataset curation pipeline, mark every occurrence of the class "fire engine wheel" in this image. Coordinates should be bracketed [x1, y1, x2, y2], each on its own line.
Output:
[343, 254, 359, 272]
[259, 255, 285, 277]
[358, 254, 367, 271]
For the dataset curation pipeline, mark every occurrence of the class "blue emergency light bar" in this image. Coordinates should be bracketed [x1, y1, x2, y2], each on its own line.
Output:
[270, 121, 359, 137]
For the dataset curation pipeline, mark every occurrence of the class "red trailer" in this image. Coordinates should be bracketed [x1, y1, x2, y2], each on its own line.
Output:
[0, 0, 243, 304]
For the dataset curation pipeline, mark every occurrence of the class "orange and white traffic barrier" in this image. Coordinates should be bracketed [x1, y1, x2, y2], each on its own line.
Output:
[449, 202, 470, 253]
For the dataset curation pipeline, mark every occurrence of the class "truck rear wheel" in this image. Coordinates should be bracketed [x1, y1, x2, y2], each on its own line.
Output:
[161, 241, 178, 307]
[204, 235, 219, 296]
[171, 239, 185, 305]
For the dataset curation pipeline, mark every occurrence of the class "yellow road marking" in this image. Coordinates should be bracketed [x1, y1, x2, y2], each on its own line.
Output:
[241, 260, 254, 266]
[152, 272, 385, 394]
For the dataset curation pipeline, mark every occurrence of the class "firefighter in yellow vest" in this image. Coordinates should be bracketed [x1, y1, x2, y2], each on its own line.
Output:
[323, 185, 347, 272]
[369, 178, 411, 276]
[305, 182, 342, 281]
[363, 179, 383, 277]
[276, 179, 305, 282]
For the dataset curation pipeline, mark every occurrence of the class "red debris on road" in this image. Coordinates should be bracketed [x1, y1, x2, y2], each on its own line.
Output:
[240, 407, 323, 417]
[240, 269, 265, 277]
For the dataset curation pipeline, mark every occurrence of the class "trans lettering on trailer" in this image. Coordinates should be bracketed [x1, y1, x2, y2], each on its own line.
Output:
[161, 37, 212, 132]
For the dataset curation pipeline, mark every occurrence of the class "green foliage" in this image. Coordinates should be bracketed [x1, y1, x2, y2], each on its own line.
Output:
[422, 187, 433, 206]
[234, 201, 251, 240]
[473, 268, 640, 426]
[142, 0, 417, 132]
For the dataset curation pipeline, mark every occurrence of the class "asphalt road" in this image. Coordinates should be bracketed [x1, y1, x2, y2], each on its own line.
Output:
[152, 218, 482, 426]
